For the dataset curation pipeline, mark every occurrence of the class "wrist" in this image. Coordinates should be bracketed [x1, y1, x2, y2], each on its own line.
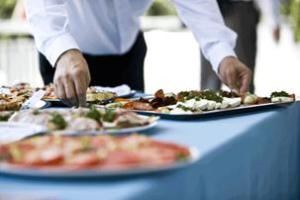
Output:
[55, 49, 82, 68]
[218, 56, 237, 73]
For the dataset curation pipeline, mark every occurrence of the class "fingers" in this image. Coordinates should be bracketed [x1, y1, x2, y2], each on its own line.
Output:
[63, 77, 78, 106]
[219, 66, 239, 92]
[55, 77, 78, 107]
[74, 72, 88, 107]
[54, 78, 66, 101]
[239, 69, 252, 94]
[226, 70, 239, 92]
[273, 26, 281, 43]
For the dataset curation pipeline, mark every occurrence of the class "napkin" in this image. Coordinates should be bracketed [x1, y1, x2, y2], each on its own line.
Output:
[0, 123, 45, 144]
[92, 84, 132, 97]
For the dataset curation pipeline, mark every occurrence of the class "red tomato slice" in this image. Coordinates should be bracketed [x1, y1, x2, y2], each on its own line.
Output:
[101, 150, 141, 167]
[66, 152, 100, 167]
[21, 146, 63, 166]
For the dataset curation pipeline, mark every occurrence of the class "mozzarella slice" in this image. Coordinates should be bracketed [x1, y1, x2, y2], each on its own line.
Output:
[184, 99, 196, 108]
[271, 96, 294, 103]
[194, 99, 208, 110]
[215, 102, 222, 109]
[207, 100, 216, 111]
[221, 101, 230, 109]
[223, 97, 241, 108]
[158, 107, 170, 114]
[170, 108, 193, 114]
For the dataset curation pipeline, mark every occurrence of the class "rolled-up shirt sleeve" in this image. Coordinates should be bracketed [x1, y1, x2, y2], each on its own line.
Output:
[172, 0, 237, 73]
[24, 0, 79, 67]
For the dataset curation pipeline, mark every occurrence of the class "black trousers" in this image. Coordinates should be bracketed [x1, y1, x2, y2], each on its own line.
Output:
[200, 2, 260, 93]
[39, 32, 147, 91]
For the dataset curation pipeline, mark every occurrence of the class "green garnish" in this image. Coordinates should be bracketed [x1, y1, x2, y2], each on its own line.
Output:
[0, 114, 10, 121]
[85, 106, 102, 122]
[176, 153, 188, 161]
[271, 91, 289, 98]
[177, 91, 201, 101]
[49, 112, 67, 130]
[177, 104, 193, 112]
[102, 109, 116, 122]
[33, 109, 40, 115]
[200, 90, 223, 102]
[177, 90, 223, 103]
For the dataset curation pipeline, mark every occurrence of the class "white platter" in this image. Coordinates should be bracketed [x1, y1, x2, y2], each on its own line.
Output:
[61, 117, 158, 136]
[9, 108, 159, 136]
[115, 96, 295, 120]
[0, 147, 199, 178]
[31, 100, 49, 109]
[0, 122, 46, 143]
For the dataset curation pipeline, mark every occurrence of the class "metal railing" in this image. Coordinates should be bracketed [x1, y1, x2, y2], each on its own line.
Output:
[0, 37, 42, 86]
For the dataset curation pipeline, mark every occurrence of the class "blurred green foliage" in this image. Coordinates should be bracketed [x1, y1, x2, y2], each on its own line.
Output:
[283, 0, 300, 42]
[0, 0, 17, 19]
[147, 0, 177, 16]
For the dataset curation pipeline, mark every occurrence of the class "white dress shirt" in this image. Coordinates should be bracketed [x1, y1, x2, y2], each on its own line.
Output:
[25, 0, 237, 72]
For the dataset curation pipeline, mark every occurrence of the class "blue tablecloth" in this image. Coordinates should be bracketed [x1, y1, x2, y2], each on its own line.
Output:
[1, 102, 300, 200]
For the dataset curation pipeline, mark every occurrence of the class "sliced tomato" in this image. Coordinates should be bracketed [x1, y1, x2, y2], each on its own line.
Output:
[101, 150, 141, 168]
[20, 146, 63, 166]
[150, 141, 190, 157]
[136, 147, 177, 166]
[66, 152, 100, 167]
[91, 136, 114, 148]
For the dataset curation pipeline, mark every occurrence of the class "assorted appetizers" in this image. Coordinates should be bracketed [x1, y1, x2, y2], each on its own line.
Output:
[9, 107, 157, 133]
[105, 89, 295, 114]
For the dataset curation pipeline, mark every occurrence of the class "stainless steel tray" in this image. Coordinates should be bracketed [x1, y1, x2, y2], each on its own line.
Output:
[117, 99, 295, 120]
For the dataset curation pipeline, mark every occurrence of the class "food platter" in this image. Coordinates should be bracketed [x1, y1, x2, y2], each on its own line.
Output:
[0, 83, 49, 111]
[1, 83, 136, 107]
[9, 107, 159, 135]
[0, 147, 199, 178]
[42, 84, 136, 106]
[0, 134, 199, 178]
[61, 117, 158, 136]
[125, 100, 294, 120]
[103, 89, 296, 120]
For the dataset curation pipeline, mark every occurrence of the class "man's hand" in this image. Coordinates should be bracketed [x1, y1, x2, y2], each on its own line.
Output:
[218, 56, 252, 94]
[273, 26, 281, 43]
[54, 49, 91, 106]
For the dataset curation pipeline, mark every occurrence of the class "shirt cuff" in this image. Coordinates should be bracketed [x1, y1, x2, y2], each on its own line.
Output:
[207, 43, 237, 73]
[44, 33, 80, 67]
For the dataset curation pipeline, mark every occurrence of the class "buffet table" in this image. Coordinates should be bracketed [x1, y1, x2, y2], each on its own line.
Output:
[0, 102, 299, 200]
